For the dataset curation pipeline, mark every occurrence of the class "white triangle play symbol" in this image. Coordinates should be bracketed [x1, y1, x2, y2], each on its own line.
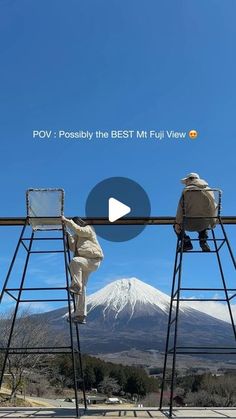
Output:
[108, 197, 131, 223]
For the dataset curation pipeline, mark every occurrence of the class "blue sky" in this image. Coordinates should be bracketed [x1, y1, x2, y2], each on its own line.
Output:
[0, 0, 236, 318]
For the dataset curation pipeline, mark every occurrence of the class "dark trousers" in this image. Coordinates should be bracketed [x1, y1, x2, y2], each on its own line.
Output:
[177, 229, 208, 241]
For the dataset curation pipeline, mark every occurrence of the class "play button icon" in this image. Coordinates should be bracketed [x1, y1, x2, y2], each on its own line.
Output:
[108, 198, 131, 222]
[85, 177, 151, 242]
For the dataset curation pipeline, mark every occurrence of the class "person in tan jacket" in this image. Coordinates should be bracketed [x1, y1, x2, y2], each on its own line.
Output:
[62, 216, 104, 324]
[174, 173, 218, 252]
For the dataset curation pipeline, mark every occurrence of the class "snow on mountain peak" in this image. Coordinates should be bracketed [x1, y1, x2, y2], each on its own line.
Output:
[87, 277, 170, 318]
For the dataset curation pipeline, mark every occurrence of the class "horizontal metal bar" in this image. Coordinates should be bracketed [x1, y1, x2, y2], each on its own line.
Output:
[185, 216, 220, 219]
[180, 288, 236, 291]
[176, 346, 236, 349]
[28, 216, 62, 219]
[175, 351, 236, 354]
[0, 346, 72, 350]
[0, 216, 236, 226]
[6, 287, 67, 291]
[174, 298, 227, 301]
[29, 250, 64, 254]
[23, 237, 63, 241]
[1, 351, 75, 354]
[186, 238, 224, 242]
[181, 250, 217, 253]
[20, 299, 70, 302]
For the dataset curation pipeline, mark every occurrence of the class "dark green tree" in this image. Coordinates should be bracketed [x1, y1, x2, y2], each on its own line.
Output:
[110, 367, 127, 388]
[125, 372, 147, 396]
[98, 376, 120, 396]
[84, 365, 96, 389]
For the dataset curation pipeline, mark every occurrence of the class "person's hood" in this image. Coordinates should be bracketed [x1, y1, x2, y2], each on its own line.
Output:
[185, 178, 209, 189]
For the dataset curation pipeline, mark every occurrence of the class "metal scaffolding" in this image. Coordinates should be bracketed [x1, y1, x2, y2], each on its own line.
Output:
[0, 216, 236, 226]
[159, 190, 236, 417]
[0, 211, 235, 417]
[0, 191, 87, 417]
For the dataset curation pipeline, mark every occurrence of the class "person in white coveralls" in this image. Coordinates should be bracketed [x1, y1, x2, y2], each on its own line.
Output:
[62, 216, 104, 324]
[174, 172, 218, 252]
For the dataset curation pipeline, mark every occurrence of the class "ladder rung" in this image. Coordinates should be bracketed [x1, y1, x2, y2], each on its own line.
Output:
[176, 350, 236, 354]
[16, 351, 73, 354]
[29, 250, 64, 254]
[175, 298, 226, 302]
[20, 299, 70, 302]
[5, 287, 67, 291]
[0, 346, 72, 350]
[176, 346, 236, 350]
[181, 250, 217, 253]
[180, 288, 236, 291]
[187, 238, 224, 242]
[22, 237, 64, 241]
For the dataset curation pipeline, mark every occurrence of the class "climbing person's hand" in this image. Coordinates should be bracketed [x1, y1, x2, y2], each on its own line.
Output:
[61, 215, 68, 224]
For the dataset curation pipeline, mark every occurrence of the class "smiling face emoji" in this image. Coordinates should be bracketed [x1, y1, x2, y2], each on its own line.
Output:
[189, 130, 198, 139]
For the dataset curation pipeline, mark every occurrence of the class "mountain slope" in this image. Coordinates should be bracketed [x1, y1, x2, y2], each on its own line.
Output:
[36, 278, 236, 354]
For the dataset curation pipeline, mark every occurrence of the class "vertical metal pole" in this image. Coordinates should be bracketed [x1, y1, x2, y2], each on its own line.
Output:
[218, 218, 236, 269]
[159, 237, 180, 410]
[0, 221, 27, 304]
[168, 232, 184, 417]
[74, 317, 87, 410]
[62, 226, 80, 417]
[211, 228, 236, 340]
[0, 229, 34, 388]
[65, 237, 87, 410]
[170, 243, 183, 417]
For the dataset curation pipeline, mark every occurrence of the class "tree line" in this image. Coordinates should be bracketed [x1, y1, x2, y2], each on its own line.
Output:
[174, 373, 236, 407]
[53, 353, 159, 397]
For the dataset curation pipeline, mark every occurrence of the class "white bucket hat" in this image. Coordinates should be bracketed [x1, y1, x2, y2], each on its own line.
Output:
[181, 172, 200, 184]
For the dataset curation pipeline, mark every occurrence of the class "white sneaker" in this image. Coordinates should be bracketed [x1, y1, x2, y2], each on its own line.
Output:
[72, 315, 86, 324]
[67, 314, 86, 324]
[68, 284, 82, 295]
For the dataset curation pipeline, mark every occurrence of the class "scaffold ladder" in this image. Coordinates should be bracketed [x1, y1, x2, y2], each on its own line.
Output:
[0, 218, 87, 417]
[159, 191, 236, 417]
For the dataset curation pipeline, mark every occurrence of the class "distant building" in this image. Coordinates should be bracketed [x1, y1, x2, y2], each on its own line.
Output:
[84, 395, 107, 405]
[105, 397, 122, 404]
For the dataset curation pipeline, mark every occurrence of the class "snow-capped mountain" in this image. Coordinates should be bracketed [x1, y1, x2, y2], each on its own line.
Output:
[87, 278, 170, 320]
[87, 278, 236, 324]
[86, 277, 196, 321]
[30, 278, 236, 355]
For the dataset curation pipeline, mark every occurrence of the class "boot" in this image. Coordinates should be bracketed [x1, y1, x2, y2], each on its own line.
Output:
[200, 239, 210, 252]
[178, 235, 193, 252]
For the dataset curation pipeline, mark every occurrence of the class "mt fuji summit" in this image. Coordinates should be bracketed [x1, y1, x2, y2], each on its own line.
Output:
[87, 277, 171, 321]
